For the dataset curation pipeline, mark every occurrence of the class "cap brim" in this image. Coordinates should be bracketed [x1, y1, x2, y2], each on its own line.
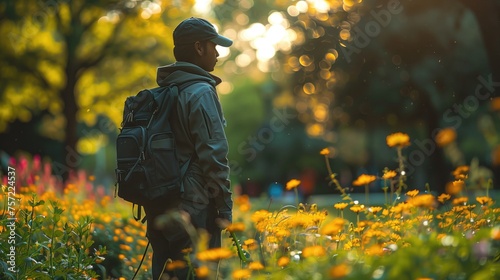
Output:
[210, 35, 233, 47]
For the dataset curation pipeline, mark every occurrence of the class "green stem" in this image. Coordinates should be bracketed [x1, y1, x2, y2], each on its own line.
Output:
[487, 178, 492, 198]
[49, 223, 55, 277]
[365, 184, 369, 205]
[294, 188, 299, 207]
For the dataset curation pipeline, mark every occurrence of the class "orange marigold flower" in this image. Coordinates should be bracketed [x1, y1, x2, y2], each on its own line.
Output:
[476, 196, 493, 206]
[196, 247, 233, 262]
[452, 166, 469, 180]
[277, 256, 290, 267]
[334, 202, 349, 210]
[248, 261, 265, 270]
[386, 132, 411, 148]
[302, 245, 326, 258]
[435, 128, 456, 147]
[382, 170, 397, 180]
[437, 193, 451, 204]
[406, 189, 419, 197]
[352, 174, 377, 186]
[226, 222, 245, 232]
[286, 179, 301, 190]
[329, 263, 351, 279]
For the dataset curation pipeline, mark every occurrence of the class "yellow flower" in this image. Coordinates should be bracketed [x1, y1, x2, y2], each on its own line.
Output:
[445, 181, 463, 195]
[365, 244, 384, 256]
[452, 166, 469, 180]
[226, 222, 245, 232]
[329, 263, 351, 279]
[248, 261, 264, 270]
[302, 245, 326, 258]
[406, 189, 419, 197]
[408, 194, 436, 209]
[476, 196, 493, 206]
[277, 256, 290, 267]
[352, 174, 376, 186]
[382, 170, 397, 180]
[166, 260, 186, 271]
[242, 239, 258, 251]
[320, 148, 331, 155]
[437, 193, 451, 204]
[350, 205, 364, 213]
[119, 244, 131, 251]
[321, 218, 346, 236]
[232, 268, 251, 279]
[492, 226, 500, 240]
[452, 197, 468, 205]
[435, 128, 456, 147]
[196, 247, 233, 262]
[181, 247, 193, 254]
[235, 195, 251, 212]
[369, 206, 383, 215]
[334, 202, 349, 210]
[196, 266, 210, 278]
[386, 132, 411, 148]
[286, 179, 301, 190]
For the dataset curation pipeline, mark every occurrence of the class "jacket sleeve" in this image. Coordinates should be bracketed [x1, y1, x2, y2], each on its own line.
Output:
[188, 87, 233, 214]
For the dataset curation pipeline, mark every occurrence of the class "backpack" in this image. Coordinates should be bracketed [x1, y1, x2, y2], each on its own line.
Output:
[114, 83, 191, 212]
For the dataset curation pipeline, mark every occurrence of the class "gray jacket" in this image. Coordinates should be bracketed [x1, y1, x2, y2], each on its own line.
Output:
[156, 62, 232, 216]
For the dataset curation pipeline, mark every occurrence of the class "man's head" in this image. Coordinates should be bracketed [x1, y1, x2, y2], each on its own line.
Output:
[173, 17, 233, 72]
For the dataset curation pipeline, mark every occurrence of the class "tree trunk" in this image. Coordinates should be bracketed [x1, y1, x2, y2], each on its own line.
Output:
[59, 65, 80, 182]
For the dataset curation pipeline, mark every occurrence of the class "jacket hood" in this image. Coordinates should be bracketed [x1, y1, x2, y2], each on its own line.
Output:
[156, 61, 222, 87]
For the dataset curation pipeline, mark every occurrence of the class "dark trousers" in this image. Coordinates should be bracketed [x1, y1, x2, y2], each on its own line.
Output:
[144, 195, 221, 280]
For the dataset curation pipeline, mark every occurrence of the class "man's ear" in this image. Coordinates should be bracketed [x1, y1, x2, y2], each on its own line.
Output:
[194, 41, 204, 56]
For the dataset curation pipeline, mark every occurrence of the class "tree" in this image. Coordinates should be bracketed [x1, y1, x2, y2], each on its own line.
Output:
[0, 0, 194, 180]
[279, 0, 499, 189]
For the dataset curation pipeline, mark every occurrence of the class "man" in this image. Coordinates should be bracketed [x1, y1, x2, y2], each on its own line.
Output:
[143, 17, 233, 279]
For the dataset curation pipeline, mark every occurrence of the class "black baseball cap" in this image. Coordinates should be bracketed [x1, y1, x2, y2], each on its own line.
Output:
[173, 17, 233, 47]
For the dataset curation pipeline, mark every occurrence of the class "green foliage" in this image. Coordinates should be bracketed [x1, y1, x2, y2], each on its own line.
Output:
[0, 189, 105, 279]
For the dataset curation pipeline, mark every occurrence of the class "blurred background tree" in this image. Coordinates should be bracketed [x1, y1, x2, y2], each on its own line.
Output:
[0, 0, 194, 181]
[271, 0, 500, 192]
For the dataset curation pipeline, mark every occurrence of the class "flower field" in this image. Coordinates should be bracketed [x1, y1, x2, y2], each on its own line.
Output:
[1, 133, 500, 279]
